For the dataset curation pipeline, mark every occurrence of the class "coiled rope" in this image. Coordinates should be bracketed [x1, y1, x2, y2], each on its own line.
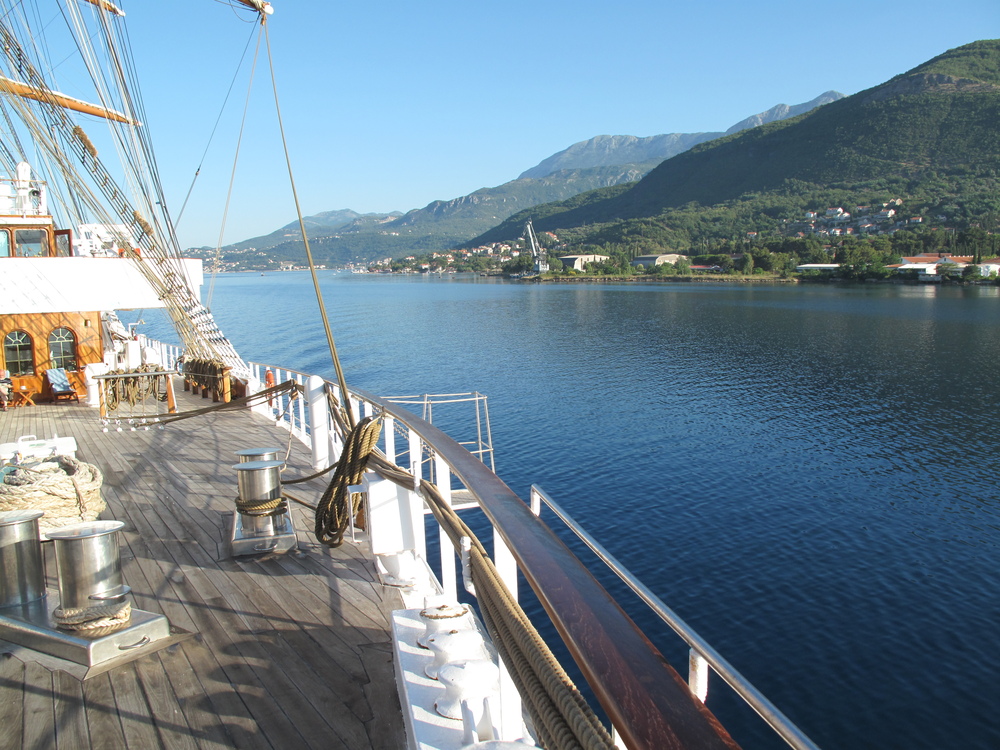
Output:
[313, 415, 382, 547]
[53, 600, 131, 636]
[103, 364, 167, 411]
[0, 456, 105, 534]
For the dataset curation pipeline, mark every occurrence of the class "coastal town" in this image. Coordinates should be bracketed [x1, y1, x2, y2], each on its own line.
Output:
[195, 198, 998, 283]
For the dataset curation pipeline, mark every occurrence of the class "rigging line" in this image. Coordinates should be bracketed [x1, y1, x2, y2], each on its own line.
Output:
[0, 23, 245, 375]
[113, 18, 185, 261]
[94, 8, 171, 250]
[262, 17, 356, 429]
[174, 22, 259, 230]
[214, 0, 265, 23]
[207, 24, 263, 309]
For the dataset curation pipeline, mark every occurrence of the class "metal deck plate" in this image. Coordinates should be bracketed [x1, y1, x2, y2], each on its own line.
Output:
[229, 509, 297, 556]
[0, 592, 172, 666]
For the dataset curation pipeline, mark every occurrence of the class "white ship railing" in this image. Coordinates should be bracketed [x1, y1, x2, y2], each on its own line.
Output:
[256, 365, 819, 750]
[529, 484, 820, 750]
[137, 336, 818, 749]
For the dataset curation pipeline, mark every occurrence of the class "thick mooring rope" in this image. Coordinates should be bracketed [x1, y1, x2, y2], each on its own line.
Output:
[0, 456, 105, 534]
[150, 378, 299, 427]
[313, 416, 383, 547]
[53, 600, 131, 636]
[234, 493, 285, 516]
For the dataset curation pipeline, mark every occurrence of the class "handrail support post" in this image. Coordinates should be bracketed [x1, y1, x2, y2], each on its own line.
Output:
[306, 375, 329, 471]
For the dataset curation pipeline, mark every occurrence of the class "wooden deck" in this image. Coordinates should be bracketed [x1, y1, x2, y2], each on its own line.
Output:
[0, 388, 406, 749]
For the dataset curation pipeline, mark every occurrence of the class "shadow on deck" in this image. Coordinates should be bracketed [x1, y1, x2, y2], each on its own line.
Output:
[0, 389, 405, 749]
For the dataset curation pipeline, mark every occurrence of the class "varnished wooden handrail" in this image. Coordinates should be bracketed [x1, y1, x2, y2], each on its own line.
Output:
[358, 388, 740, 750]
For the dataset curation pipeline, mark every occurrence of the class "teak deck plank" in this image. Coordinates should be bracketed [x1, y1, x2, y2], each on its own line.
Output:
[132, 654, 200, 750]
[108, 664, 164, 749]
[0, 654, 26, 749]
[81, 672, 128, 749]
[22, 660, 56, 749]
[53, 669, 89, 749]
[0, 393, 405, 749]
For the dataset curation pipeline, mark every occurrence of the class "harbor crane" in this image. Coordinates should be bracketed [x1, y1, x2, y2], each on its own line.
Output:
[526, 220, 548, 273]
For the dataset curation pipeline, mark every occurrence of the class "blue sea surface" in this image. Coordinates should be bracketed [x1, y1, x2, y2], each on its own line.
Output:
[140, 273, 1000, 749]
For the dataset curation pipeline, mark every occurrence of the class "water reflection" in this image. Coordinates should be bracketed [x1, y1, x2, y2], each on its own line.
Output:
[144, 275, 1000, 749]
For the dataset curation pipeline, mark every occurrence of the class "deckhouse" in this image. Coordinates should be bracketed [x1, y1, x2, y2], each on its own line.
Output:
[0, 163, 201, 401]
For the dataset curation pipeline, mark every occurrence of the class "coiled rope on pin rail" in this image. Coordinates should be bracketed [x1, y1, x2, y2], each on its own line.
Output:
[313, 415, 383, 547]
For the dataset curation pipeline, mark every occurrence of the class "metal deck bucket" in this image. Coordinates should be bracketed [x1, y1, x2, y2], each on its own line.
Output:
[46, 521, 128, 611]
[0, 510, 46, 607]
[235, 447, 283, 463]
[233, 460, 284, 503]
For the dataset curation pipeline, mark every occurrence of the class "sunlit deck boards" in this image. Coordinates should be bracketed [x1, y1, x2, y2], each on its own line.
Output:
[0, 389, 405, 749]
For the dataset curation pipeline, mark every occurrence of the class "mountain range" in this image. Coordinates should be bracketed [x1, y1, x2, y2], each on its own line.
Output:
[472, 39, 1000, 252]
[518, 92, 843, 180]
[209, 92, 843, 265]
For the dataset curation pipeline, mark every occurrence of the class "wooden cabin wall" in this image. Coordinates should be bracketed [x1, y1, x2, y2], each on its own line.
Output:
[0, 311, 102, 400]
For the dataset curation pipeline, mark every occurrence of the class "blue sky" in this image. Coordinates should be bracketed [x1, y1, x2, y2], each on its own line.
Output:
[120, 0, 999, 249]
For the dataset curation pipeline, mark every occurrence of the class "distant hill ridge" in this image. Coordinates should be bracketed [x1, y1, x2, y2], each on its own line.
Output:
[214, 91, 845, 265]
[470, 39, 1000, 249]
[518, 92, 843, 180]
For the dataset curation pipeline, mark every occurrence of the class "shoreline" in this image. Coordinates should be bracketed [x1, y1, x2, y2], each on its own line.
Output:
[533, 274, 800, 284]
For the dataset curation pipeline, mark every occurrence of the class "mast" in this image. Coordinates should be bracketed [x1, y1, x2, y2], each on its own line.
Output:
[0, 0, 251, 380]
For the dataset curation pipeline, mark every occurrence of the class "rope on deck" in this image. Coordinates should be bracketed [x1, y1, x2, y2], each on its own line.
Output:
[0, 456, 105, 534]
[53, 601, 131, 636]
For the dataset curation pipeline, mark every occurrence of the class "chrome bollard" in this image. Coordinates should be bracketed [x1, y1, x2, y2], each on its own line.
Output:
[45, 521, 130, 610]
[0, 510, 46, 608]
[230, 458, 296, 555]
[0, 519, 173, 670]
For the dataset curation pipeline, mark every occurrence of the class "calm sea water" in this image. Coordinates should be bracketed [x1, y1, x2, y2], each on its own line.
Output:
[142, 273, 1000, 749]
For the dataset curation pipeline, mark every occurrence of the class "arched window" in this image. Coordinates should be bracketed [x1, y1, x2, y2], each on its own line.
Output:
[48, 327, 77, 371]
[4, 330, 34, 375]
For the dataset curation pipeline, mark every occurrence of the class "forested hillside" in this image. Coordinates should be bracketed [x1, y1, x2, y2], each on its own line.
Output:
[472, 40, 1000, 255]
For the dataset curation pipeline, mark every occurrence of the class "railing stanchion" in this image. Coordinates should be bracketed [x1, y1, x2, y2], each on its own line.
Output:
[530, 486, 542, 517]
[493, 527, 523, 741]
[689, 649, 709, 703]
[407, 428, 428, 569]
[306, 375, 329, 471]
[383, 416, 396, 463]
[434, 453, 457, 601]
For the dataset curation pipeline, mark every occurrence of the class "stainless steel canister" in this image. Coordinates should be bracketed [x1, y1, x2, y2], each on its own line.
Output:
[46, 521, 127, 610]
[233, 460, 284, 503]
[233, 460, 285, 535]
[0, 510, 46, 607]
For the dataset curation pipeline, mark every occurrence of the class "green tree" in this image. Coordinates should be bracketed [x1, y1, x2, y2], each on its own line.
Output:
[962, 264, 982, 281]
